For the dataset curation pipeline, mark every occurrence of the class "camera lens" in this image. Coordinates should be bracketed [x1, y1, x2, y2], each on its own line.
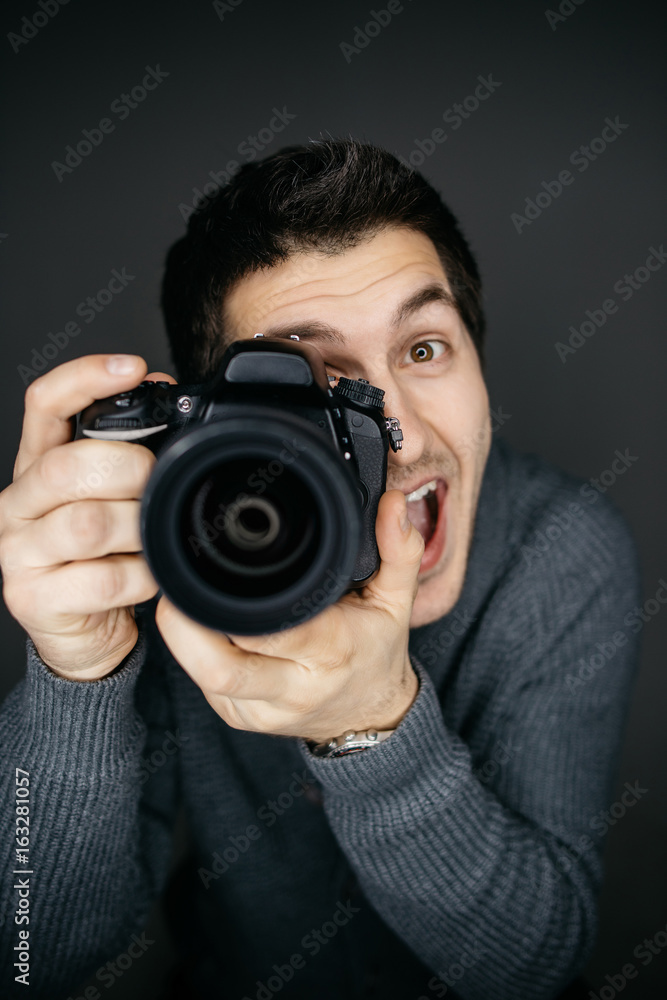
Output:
[141, 410, 362, 634]
[222, 497, 281, 551]
[184, 456, 321, 595]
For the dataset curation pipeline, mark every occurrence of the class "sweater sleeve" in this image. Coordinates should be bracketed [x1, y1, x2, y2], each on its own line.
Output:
[0, 625, 180, 999]
[298, 495, 641, 1000]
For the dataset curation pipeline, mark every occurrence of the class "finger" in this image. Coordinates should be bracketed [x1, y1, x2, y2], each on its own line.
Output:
[6, 438, 155, 522]
[363, 489, 425, 610]
[8, 554, 158, 621]
[155, 596, 298, 701]
[8, 499, 142, 569]
[145, 371, 178, 384]
[225, 602, 346, 668]
[15, 354, 147, 479]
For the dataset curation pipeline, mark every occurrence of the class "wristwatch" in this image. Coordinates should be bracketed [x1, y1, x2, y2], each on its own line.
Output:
[309, 728, 395, 758]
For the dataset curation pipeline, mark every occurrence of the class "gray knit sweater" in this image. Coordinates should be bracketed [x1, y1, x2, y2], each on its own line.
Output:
[0, 440, 641, 1000]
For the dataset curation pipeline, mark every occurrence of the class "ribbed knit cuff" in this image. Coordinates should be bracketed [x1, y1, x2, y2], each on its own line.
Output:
[298, 656, 467, 804]
[1, 633, 147, 780]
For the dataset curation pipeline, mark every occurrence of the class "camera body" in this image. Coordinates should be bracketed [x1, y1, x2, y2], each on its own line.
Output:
[78, 336, 403, 634]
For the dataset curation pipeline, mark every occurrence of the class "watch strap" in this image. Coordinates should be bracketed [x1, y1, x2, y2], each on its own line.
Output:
[309, 728, 395, 758]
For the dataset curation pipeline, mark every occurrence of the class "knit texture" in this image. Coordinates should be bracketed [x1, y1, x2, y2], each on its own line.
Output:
[0, 440, 641, 999]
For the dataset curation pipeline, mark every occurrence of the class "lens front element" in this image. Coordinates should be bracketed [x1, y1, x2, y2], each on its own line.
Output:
[141, 410, 362, 635]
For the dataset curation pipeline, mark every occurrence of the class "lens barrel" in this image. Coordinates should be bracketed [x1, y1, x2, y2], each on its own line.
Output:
[141, 408, 362, 634]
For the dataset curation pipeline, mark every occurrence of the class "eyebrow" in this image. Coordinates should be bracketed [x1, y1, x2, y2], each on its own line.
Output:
[258, 283, 456, 345]
[390, 283, 456, 328]
[258, 320, 346, 345]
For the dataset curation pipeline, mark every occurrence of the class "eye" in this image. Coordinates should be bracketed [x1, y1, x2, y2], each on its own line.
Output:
[404, 340, 447, 364]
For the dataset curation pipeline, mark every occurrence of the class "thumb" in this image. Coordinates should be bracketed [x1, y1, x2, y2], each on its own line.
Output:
[365, 489, 425, 608]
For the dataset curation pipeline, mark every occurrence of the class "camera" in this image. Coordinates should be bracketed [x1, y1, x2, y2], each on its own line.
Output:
[78, 336, 403, 635]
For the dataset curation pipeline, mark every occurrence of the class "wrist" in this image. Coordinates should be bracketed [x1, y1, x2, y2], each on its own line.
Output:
[370, 655, 420, 730]
[34, 635, 139, 682]
[306, 657, 420, 754]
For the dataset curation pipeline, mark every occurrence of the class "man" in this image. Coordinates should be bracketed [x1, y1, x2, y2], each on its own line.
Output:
[0, 140, 639, 999]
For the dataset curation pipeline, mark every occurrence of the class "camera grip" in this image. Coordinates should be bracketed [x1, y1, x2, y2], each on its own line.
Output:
[345, 429, 386, 586]
[77, 380, 199, 444]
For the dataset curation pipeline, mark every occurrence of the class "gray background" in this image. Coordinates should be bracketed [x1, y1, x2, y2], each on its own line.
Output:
[1, 0, 665, 996]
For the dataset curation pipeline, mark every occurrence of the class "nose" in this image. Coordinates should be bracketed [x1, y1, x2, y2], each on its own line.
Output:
[379, 378, 430, 472]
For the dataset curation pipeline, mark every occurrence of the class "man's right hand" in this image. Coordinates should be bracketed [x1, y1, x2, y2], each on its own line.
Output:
[0, 355, 164, 680]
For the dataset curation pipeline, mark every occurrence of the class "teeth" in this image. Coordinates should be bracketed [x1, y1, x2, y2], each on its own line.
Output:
[405, 479, 437, 502]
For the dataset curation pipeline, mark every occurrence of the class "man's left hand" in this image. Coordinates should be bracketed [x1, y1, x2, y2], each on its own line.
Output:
[155, 489, 424, 743]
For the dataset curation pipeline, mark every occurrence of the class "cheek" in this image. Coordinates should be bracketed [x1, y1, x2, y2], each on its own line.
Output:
[418, 368, 490, 465]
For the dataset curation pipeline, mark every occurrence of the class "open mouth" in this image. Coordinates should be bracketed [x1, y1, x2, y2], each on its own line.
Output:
[404, 477, 448, 573]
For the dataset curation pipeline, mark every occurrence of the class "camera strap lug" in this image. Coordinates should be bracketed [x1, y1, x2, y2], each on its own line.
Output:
[385, 417, 403, 452]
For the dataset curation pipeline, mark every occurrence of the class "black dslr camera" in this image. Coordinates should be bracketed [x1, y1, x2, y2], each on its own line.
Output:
[78, 337, 403, 635]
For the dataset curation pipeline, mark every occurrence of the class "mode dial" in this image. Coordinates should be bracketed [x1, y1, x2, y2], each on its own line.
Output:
[334, 377, 385, 409]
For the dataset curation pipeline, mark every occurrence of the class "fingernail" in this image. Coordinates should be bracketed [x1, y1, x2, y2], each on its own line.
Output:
[106, 354, 139, 375]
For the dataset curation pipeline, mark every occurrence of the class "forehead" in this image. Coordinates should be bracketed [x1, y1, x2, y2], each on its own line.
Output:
[223, 228, 453, 337]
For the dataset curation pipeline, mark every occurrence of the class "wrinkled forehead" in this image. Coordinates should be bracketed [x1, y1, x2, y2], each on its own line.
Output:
[222, 228, 456, 340]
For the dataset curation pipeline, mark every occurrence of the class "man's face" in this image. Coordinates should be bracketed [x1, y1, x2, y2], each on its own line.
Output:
[223, 227, 490, 628]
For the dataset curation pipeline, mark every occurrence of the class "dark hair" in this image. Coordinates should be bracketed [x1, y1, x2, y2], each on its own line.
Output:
[161, 138, 485, 381]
